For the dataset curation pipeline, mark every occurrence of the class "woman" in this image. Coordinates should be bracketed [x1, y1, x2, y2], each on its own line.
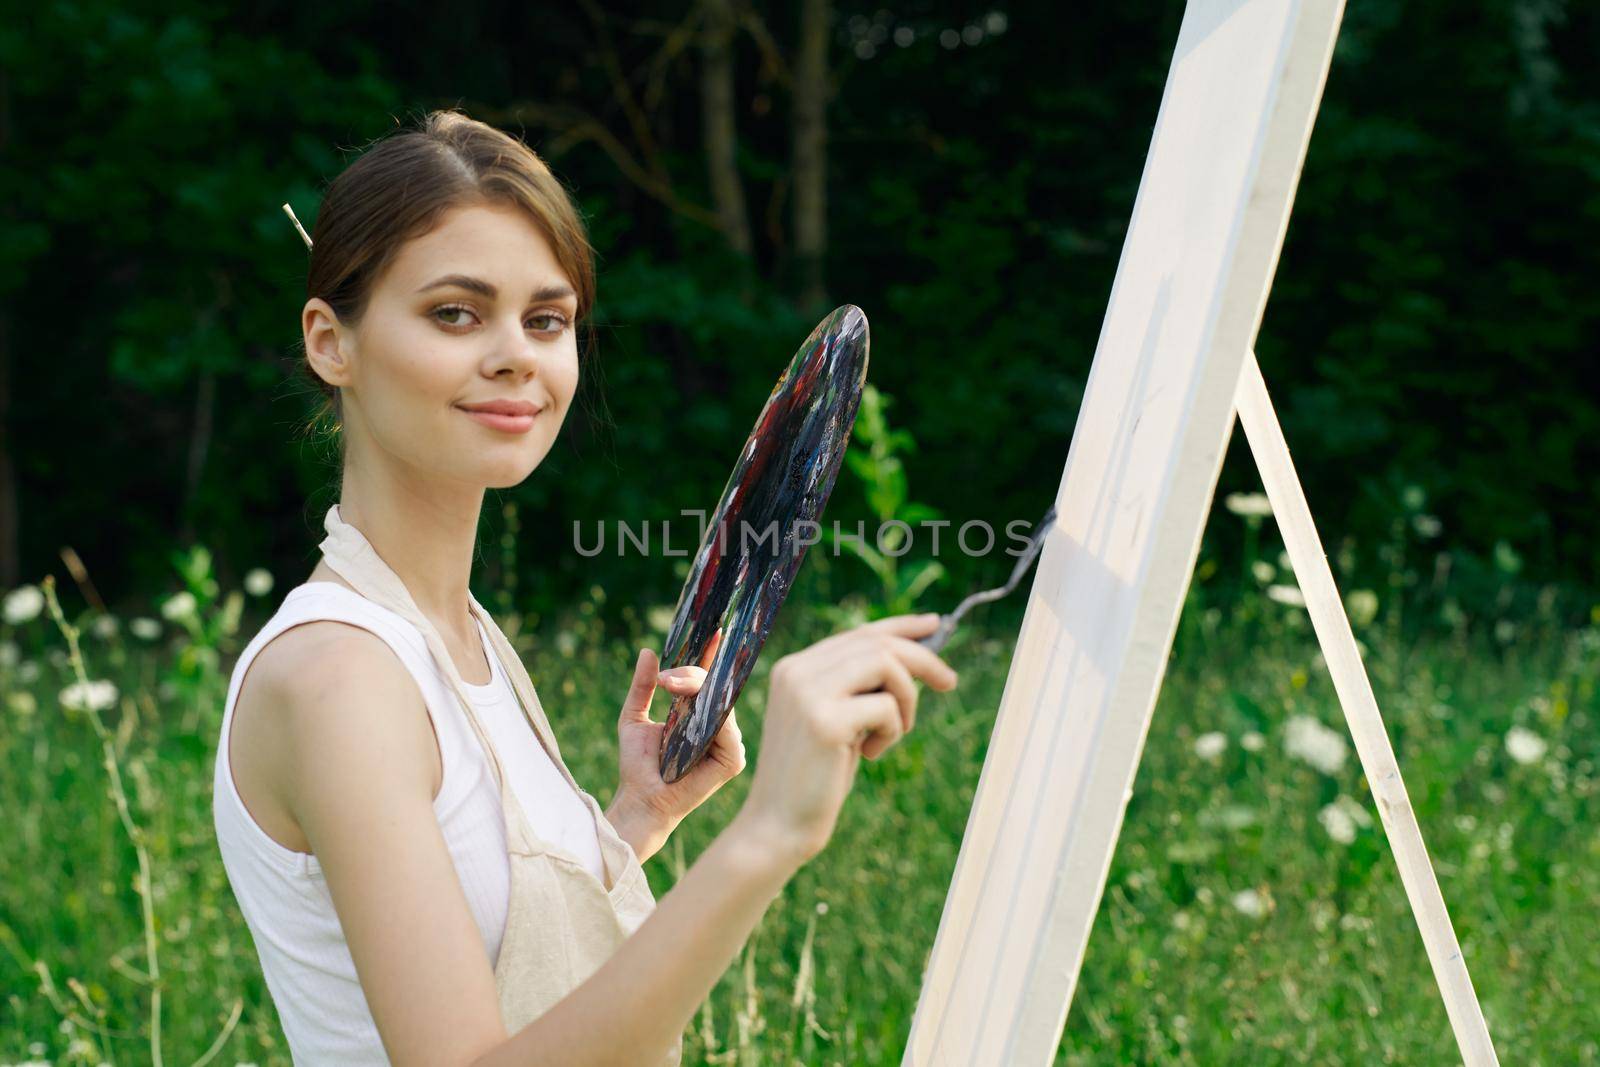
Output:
[211, 108, 958, 1066]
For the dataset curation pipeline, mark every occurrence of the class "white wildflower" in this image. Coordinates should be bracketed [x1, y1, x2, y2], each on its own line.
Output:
[1318, 795, 1373, 845]
[1193, 731, 1227, 762]
[1250, 560, 1275, 584]
[1202, 805, 1258, 831]
[160, 591, 197, 622]
[3, 584, 44, 625]
[1277, 549, 1292, 571]
[129, 617, 162, 640]
[1240, 730, 1265, 752]
[8, 691, 37, 715]
[0, 640, 18, 668]
[18, 661, 40, 683]
[555, 630, 578, 657]
[1224, 492, 1272, 518]
[1285, 715, 1348, 776]
[244, 568, 275, 597]
[60, 679, 118, 713]
[1345, 589, 1379, 627]
[1504, 726, 1547, 766]
[1231, 888, 1267, 918]
[1267, 584, 1306, 609]
[1318, 806, 1356, 844]
[646, 605, 676, 634]
[1493, 540, 1522, 575]
[1412, 514, 1442, 538]
[91, 614, 120, 640]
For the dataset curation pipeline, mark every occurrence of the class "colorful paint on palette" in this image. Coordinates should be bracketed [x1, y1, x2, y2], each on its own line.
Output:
[657, 305, 871, 783]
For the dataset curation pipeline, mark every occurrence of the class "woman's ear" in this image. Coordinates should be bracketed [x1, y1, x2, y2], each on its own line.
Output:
[303, 297, 354, 390]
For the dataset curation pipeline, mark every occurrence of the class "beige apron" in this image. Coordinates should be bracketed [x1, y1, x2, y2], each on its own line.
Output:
[317, 503, 682, 1065]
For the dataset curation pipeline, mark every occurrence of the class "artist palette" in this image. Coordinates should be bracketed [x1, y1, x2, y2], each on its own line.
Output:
[657, 305, 870, 783]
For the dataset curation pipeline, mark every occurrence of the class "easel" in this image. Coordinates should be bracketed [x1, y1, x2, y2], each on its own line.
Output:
[903, 2, 1499, 1063]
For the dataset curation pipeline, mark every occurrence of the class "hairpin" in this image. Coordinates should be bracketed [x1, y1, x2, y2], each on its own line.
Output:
[282, 203, 313, 250]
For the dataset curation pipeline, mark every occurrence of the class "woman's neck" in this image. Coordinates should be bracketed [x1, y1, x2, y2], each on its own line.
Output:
[316, 475, 486, 642]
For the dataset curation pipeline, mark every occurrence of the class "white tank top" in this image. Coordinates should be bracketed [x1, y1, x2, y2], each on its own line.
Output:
[211, 581, 605, 1064]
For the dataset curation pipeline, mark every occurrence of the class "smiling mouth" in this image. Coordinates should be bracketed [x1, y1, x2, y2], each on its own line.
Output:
[455, 401, 544, 417]
[457, 405, 542, 433]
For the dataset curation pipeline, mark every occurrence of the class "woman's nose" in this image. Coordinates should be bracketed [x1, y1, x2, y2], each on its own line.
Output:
[489, 318, 542, 377]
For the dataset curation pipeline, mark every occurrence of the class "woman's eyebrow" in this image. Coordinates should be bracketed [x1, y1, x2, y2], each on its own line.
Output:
[414, 274, 576, 303]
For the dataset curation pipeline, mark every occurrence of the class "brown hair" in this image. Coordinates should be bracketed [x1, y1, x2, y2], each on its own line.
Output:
[296, 108, 596, 440]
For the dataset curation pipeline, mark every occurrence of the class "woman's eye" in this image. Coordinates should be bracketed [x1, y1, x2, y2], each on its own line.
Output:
[432, 305, 568, 334]
[433, 305, 475, 328]
[529, 313, 569, 334]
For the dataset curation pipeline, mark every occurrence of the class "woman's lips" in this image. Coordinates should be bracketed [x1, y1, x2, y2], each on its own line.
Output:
[458, 406, 539, 434]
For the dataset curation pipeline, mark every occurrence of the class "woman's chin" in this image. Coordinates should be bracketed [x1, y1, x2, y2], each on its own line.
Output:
[478, 456, 544, 490]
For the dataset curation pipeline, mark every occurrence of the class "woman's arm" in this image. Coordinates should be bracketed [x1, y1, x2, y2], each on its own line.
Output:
[473, 807, 797, 1067]
[267, 624, 509, 1066]
[604, 647, 747, 865]
[274, 624, 801, 1067]
[279, 613, 951, 1066]
[474, 612, 958, 1066]
[601, 790, 673, 865]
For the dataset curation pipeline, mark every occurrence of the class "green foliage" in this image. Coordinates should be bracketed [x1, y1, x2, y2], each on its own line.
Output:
[160, 545, 243, 737]
[7, 3, 1600, 1060]
[821, 384, 946, 625]
[2, 559, 1597, 1063]
[7, 0, 1599, 626]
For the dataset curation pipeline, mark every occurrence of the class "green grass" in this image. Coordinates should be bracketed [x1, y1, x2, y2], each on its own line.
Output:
[2, 568, 1595, 1066]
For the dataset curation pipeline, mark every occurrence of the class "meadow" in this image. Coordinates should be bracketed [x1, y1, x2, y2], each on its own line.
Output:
[10, 3, 1599, 1062]
[1, 530, 1595, 1066]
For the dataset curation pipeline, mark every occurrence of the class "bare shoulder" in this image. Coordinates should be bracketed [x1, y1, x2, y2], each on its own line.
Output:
[234, 619, 509, 1063]
[230, 620, 443, 854]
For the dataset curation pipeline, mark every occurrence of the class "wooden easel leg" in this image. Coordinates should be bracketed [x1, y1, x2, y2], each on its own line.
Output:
[1235, 351, 1499, 1066]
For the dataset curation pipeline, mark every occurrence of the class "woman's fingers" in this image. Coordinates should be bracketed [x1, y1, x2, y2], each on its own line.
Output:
[776, 616, 959, 755]
[698, 626, 724, 669]
[808, 611, 940, 659]
[815, 630, 957, 697]
[619, 648, 661, 726]
[880, 634, 958, 691]
[710, 707, 747, 774]
[844, 691, 906, 760]
[657, 663, 707, 695]
[833, 643, 920, 734]
[862, 612, 943, 638]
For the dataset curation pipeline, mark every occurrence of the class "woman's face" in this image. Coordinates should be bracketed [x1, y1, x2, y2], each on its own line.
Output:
[305, 200, 582, 491]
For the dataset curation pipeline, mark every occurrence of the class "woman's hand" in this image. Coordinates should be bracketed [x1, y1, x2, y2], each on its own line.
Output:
[606, 633, 746, 863]
[734, 612, 959, 869]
